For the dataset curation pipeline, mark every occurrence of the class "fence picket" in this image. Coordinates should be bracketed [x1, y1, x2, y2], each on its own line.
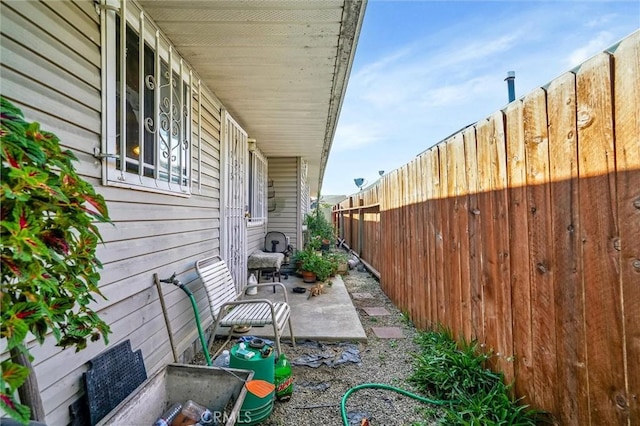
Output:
[430, 150, 445, 325]
[614, 31, 640, 423]
[437, 144, 453, 331]
[547, 72, 588, 423]
[523, 87, 557, 413]
[417, 154, 429, 328]
[577, 52, 626, 425]
[505, 99, 534, 401]
[463, 126, 484, 343]
[475, 115, 499, 357]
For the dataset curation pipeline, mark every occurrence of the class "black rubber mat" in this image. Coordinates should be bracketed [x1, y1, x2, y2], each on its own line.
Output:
[83, 340, 146, 425]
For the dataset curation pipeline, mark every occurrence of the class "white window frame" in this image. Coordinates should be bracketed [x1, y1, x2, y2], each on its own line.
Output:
[247, 148, 267, 226]
[100, 0, 192, 196]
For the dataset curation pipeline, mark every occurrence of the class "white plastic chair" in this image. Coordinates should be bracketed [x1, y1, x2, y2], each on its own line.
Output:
[195, 255, 295, 355]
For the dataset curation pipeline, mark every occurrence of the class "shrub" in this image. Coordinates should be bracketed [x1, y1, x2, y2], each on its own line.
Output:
[1, 97, 112, 423]
[304, 209, 335, 244]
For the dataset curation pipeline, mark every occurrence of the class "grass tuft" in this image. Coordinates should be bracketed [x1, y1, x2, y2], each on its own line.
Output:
[409, 326, 543, 425]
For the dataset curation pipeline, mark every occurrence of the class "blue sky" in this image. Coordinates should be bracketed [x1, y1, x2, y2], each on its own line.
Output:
[322, 0, 639, 196]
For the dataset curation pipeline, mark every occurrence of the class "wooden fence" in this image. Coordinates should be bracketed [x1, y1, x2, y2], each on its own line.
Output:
[333, 32, 639, 425]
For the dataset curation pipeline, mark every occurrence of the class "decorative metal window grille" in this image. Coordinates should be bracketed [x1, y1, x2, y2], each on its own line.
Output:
[101, 0, 192, 195]
[248, 149, 267, 224]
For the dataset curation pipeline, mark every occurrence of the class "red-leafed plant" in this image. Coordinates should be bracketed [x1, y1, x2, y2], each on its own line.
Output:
[1, 97, 112, 423]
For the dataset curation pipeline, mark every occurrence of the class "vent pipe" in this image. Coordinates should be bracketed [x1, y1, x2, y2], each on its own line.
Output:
[505, 71, 516, 103]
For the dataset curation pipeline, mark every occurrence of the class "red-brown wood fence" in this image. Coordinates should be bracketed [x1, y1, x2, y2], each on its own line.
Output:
[333, 32, 639, 425]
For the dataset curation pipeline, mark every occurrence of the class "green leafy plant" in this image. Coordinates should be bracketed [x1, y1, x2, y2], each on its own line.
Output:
[304, 208, 335, 244]
[295, 248, 334, 282]
[325, 251, 348, 275]
[410, 327, 543, 425]
[1, 97, 112, 423]
[306, 234, 323, 251]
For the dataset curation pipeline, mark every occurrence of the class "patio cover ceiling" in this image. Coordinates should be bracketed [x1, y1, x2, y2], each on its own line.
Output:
[139, 0, 367, 195]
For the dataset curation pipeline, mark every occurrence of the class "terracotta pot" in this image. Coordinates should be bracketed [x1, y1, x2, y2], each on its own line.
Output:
[301, 270, 317, 283]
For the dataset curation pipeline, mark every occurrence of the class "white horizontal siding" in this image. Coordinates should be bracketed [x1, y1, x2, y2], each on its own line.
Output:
[267, 157, 300, 250]
[0, 1, 226, 424]
[247, 223, 268, 255]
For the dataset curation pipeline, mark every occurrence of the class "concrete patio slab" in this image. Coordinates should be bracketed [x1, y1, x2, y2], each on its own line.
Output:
[362, 307, 391, 316]
[371, 327, 405, 339]
[225, 274, 367, 343]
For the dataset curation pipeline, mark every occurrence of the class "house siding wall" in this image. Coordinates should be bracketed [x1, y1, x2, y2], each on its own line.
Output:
[267, 157, 301, 250]
[300, 159, 310, 246]
[247, 223, 268, 255]
[0, 2, 226, 424]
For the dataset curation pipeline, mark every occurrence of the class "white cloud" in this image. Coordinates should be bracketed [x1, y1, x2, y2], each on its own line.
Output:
[419, 75, 496, 108]
[566, 31, 615, 68]
[331, 122, 382, 152]
[437, 34, 519, 70]
[348, 31, 521, 112]
[585, 14, 617, 29]
[356, 47, 414, 86]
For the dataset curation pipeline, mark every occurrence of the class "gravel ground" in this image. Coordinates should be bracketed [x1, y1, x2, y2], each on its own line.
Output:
[196, 269, 442, 426]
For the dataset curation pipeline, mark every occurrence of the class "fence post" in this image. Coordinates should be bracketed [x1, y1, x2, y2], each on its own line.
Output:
[349, 196, 354, 248]
[358, 198, 364, 256]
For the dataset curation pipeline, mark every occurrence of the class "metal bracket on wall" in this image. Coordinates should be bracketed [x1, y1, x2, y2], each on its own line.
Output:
[93, 147, 120, 160]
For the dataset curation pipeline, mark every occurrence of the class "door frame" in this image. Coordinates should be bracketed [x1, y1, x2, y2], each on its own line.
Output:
[220, 109, 248, 292]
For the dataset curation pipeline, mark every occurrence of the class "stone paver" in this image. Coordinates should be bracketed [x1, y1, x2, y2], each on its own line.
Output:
[371, 327, 405, 339]
[351, 292, 374, 299]
[362, 307, 391, 316]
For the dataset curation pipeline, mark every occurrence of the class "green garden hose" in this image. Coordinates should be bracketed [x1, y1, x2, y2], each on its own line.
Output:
[181, 283, 213, 366]
[340, 383, 454, 426]
[161, 274, 213, 366]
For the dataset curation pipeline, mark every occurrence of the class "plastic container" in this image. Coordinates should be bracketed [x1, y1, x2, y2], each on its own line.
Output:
[274, 354, 293, 401]
[153, 402, 182, 426]
[245, 273, 258, 295]
[171, 400, 214, 426]
[212, 350, 230, 367]
[171, 400, 203, 426]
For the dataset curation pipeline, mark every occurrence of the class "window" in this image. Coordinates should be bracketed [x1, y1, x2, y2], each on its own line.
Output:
[101, 1, 192, 195]
[248, 148, 267, 225]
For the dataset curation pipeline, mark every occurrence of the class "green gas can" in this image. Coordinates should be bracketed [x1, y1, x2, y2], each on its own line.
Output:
[230, 340, 274, 425]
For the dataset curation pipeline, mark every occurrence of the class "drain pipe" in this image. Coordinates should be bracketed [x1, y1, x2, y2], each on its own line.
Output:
[505, 71, 516, 103]
[337, 240, 381, 280]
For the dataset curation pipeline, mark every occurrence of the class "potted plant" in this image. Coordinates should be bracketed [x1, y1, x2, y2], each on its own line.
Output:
[296, 248, 333, 283]
[327, 251, 349, 275]
[295, 248, 319, 283]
